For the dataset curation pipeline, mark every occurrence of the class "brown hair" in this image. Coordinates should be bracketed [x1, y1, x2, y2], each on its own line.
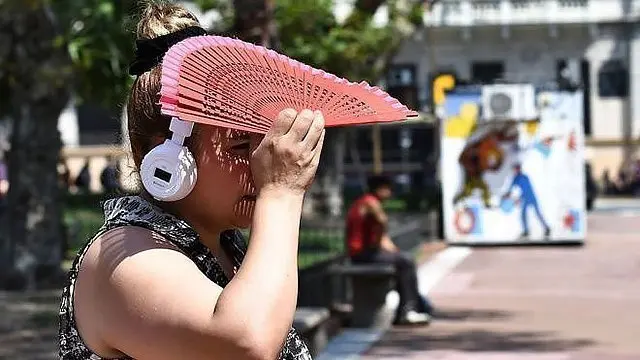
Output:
[127, 0, 201, 168]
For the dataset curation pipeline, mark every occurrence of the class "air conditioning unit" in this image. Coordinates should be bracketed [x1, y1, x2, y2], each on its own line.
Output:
[481, 84, 537, 121]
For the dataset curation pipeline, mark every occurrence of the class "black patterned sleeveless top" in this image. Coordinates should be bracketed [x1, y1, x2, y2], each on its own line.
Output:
[58, 195, 312, 360]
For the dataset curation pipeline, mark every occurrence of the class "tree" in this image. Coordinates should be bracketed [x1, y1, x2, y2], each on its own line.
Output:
[0, 0, 74, 289]
[0, 0, 139, 290]
[54, 0, 137, 111]
[276, 0, 424, 86]
[230, 0, 277, 48]
[227, 0, 425, 82]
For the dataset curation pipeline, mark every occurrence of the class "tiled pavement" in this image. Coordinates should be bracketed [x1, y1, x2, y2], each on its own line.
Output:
[360, 208, 640, 360]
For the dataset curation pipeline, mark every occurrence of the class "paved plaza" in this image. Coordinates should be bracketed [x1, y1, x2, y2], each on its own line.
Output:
[361, 198, 640, 360]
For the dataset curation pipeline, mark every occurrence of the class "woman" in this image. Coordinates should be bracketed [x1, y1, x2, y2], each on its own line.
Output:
[58, 2, 324, 359]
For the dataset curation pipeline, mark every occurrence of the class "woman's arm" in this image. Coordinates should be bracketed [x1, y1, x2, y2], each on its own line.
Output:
[217, 108, 325, 358]
[215, 190, 304, 358]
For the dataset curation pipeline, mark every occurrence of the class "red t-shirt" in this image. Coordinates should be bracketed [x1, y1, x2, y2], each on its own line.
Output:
[345, 194, 383, 257]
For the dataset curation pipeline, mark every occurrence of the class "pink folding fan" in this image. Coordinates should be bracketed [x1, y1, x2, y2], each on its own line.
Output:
[160, 36, 418, 134]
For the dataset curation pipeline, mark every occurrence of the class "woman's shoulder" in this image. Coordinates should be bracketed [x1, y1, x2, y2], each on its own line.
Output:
[71, 226, 225, 360]
[103, 223, 180, 246]
[76, 226, 189, 297]
[76, 224, 216, 306]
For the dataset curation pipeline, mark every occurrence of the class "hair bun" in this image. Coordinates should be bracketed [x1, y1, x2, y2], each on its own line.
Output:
[136, 0, 200, 40]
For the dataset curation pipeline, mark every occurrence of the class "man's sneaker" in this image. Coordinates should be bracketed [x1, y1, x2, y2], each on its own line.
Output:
[394, 310, 431, 325]
[417, 295, 435, 316]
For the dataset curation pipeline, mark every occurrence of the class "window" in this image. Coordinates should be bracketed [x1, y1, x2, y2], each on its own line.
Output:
[598, 59, 628, 98]
[387, 64, 419, 111]
[581, 60, 592, 136]
[471, 62, 505, 85]
[559, 0, 588, 8]
[556, 59, 579, 91]
[387, 65, 416, 87]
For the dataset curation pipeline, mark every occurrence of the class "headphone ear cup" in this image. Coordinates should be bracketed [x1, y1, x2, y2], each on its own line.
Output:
[140, 141, 197, 202]
[170, 146, 198, 201]
[140, 145, 163, 199]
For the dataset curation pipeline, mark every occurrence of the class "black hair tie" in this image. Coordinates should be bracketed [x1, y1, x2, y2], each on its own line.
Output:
[128, 25, 208, 76]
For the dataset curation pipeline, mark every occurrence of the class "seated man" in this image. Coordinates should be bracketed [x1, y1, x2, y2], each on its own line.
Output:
[346, 175, 433, 325]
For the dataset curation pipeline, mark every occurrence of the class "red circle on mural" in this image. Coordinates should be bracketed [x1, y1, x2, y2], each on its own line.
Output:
[455, 208, 475, 234]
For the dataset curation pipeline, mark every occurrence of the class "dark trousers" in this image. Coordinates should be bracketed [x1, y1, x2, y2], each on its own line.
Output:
[351, 249, 428, 318]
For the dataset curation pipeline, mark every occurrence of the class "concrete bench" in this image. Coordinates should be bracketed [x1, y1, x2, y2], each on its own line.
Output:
[293, 307, 331, 357]
[329, 264, 396, 329]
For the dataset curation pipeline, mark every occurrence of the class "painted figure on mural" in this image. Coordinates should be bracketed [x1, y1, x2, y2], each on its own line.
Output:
[502, 163, 551, 239]
[452, 120, 519, 208]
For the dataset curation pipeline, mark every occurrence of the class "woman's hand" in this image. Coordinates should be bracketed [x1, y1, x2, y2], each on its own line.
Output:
[250, 108, 325, 196]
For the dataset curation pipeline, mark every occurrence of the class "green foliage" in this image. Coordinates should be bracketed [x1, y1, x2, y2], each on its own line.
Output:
[195, 0, 234, 33]
[192, 0, 226, 11]
[52, 0, 139, 111]
[43, 0, 423, 112]
[275, 0, 424, 83]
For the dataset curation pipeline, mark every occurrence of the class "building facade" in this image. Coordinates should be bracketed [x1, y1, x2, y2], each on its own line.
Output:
[386, 0, 640, 182]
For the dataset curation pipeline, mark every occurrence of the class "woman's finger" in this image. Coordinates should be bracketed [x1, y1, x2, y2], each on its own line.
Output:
[285, 109, 315, 141]
[270, 108, 298, 137]
[310, 129, 326, 165]
[303, 111, 325, 151]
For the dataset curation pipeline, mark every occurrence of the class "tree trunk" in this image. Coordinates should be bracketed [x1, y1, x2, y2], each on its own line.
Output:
[232, 0, 278, 48]
[0, 3, 71, 290]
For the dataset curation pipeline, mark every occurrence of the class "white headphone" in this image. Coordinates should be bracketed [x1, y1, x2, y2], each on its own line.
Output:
[140, 117, 198, 202]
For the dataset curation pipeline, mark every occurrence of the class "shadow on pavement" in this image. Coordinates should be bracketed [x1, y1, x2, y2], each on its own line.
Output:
[432, 308, 513, 322]
[365, 328, 595, 356]
[365, 305, 596, 357]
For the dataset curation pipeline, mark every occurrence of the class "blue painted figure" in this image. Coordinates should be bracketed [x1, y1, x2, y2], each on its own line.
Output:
[503, 163, 551, 238]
